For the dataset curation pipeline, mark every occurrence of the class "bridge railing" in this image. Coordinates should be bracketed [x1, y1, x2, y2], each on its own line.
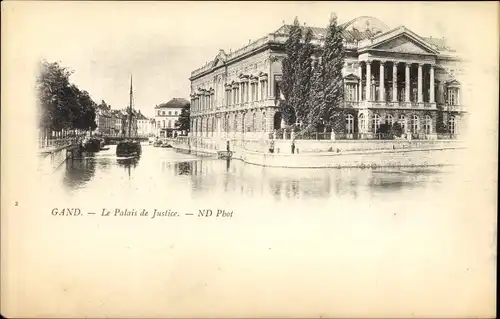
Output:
[39, 137, 80, 151]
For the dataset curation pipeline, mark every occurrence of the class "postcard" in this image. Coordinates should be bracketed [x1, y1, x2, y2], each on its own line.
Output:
[1, 1, 497, 318]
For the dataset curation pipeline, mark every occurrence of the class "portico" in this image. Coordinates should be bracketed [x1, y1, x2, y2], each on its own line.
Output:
[354, 59, 437, 108]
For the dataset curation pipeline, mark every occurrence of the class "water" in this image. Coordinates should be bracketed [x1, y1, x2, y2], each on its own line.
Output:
[51, 144, 453, 203]
[14, 144, 495, 317]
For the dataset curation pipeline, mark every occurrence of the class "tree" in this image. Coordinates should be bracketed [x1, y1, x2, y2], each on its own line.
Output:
[321, 14, 346, 133]
[306, 14, 346, 134]
[295, 27, 314, 126]
[175, 102, 191, 133]
[279, 17, 303, 126]
[307, 57, 326, 132]
[36, 60, 74, 131]
[390, 122, 403, 138]
[36, 59, 98, 136]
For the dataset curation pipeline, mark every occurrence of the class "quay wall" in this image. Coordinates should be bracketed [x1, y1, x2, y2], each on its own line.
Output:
[173, 137, 465, 168]
[38, 146, 70, 174]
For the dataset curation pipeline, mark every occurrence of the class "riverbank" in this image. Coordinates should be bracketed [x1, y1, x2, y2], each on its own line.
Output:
[172, 138, 465, 168]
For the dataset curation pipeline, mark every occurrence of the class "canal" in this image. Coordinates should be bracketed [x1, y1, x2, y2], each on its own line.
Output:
[48, 143, 457, 204]
[19, 143, 493, 317]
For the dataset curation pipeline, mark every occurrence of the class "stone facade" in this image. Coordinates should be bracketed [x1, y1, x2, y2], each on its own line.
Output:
[189, 16, 466, 140]
[154, 98, 189, 138]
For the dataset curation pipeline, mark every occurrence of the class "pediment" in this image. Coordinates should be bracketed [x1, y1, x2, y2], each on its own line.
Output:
[446, 79, 460, 87]
[344, 73, 360, 83]
[212, 50, 227, 68]
[372, 34, 436, 54]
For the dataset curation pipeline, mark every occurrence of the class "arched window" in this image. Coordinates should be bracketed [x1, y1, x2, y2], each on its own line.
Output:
[262, 112, 266, 132]
[399, 115, 407, 133]
[359, 113, 365, 132]
[233, 114, 237, 132]
[385, 114, 394, 125]
[346, 114, 354, 134]
[372, 113, 381, 133]
[449, 116, 457, 135]
[424, 115, 432, 134]
[252, 112, 256, 132]
[411, 115, 419, 134]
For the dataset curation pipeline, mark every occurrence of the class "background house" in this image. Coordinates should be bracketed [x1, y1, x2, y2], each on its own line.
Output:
[154, 98, 189, 138]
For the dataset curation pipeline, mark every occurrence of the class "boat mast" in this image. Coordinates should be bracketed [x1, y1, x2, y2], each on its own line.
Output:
[128, 75, 133, 138]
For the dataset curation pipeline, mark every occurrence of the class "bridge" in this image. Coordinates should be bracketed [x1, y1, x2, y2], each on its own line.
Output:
[103, 136, 149, 145]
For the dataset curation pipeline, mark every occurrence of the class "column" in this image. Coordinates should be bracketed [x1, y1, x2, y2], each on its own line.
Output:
[417, 63, 423, 103]
[392, 62, 398, 102]
[379, 61, 385, 102]
[405, 63, 410, 102]
[365, 61, 371, 101]
[257, 80, 261, 101]
[429, 64, 435, 103]
[358, 63, 363, 101]
[248, 81, 252, 102]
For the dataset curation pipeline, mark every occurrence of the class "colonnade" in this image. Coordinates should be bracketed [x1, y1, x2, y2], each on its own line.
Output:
[355, 60, 435, 103]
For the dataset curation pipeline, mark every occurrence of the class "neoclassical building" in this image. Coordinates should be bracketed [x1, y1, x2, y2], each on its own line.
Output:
[189, 16, 465, 140]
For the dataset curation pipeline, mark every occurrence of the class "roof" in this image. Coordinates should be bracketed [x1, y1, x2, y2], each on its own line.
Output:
[421, 37, 454, 52]
[191, 16, 455, 79]
[273, 24, 381, 42]
[135, 111, 148, 120]
[155, 98, 190, 109]
[273, 16, 390, 42]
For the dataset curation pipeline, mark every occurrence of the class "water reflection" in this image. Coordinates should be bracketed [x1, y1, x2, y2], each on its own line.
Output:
[116, 156, 140, 168]
[117, 156, 141, 179]
[174, 162, 192, 176]
[54, 147, 451, 201]
[63, 158, 96, 190]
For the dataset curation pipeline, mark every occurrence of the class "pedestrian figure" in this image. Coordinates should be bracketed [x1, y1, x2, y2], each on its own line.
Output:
[291, 140, 295, 154]
[269, 140, 275, 153]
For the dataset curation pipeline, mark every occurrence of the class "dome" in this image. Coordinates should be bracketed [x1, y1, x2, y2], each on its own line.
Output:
[341, 16, 389, 34]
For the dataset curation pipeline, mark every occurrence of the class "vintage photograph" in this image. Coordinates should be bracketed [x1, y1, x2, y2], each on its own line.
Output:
[2, 1, 497, 318]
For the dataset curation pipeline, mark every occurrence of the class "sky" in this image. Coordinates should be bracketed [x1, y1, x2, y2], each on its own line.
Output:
[7, 1, 498, 118]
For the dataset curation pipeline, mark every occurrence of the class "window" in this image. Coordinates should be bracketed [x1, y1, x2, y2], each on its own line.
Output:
[262, 112, 266, 132]
[345, 84, 356, 101]
[252, 112, 256, 132]
[372, 114, 381, 133]
[411, 115, 419, 134]
[162, 120, 165, 128]
[162, 111, 165, 115]
[449, 116, 456, 135]
[346, 114, 354, 134]
[385, 114, 394, 125]
[399, 115, 407, 133]
[168, 111, 172, 115]
[424, 115, 432, 134]
[359, 114, 365, 132]
[447, 88, 459, 105]
[275, 80, 282, 99]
